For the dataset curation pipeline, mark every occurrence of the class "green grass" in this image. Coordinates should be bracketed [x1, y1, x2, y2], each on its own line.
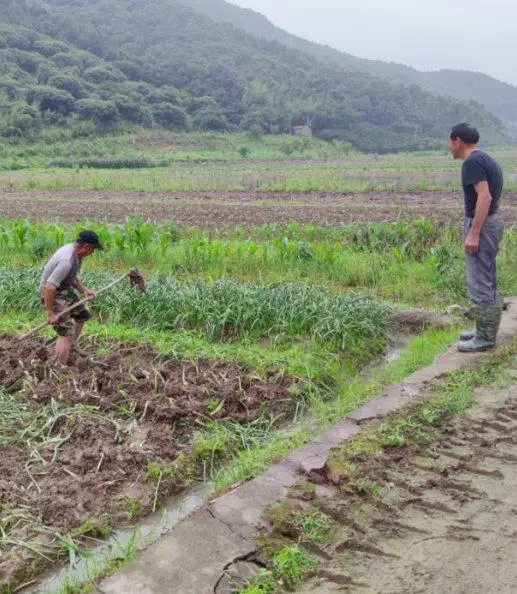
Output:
[0, 131, 356, 170]
[1, 144, 516, 192]
[54, 529, 140, 594]
[234, 545, 315, 593]
[2, 132, 516, 173]
[210, 326, 459, 492]
[0, 267, 392, 352]
[293, 511, 332, 544]
[4, 168, 517, 194]
[1, 134, 516, 194]
[5, 216, 516, 308]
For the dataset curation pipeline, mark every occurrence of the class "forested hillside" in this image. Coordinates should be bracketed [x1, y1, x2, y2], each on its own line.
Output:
[0, 0, 507, 151]
[182, 0, 517, 136]
[416, 70, 517, 136]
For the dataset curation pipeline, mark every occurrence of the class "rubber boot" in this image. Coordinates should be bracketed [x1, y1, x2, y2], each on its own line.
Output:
[459, 329, 476, 341]
[458, 301, 502, 353]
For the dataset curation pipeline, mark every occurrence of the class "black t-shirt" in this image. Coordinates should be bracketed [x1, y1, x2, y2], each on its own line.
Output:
[461, 150, 503, 217]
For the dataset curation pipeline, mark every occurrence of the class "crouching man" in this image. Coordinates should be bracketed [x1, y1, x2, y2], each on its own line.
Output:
[40, 230, 104, 365]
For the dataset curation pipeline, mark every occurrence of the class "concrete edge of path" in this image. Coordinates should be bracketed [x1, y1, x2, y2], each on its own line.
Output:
[99, 298, 517, 594]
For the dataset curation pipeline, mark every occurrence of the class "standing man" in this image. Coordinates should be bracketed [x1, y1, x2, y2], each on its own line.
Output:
[40, 230, 104, 365]
[448, 123, 504, 352]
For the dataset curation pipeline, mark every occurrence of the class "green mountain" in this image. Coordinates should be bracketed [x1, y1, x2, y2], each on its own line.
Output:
[414, 70, 517, 136]
[182, 0, 517, 136]
[0, 0, 507, 151]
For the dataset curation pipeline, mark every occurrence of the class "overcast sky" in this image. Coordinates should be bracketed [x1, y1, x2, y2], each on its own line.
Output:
[229, 0, 517, 86]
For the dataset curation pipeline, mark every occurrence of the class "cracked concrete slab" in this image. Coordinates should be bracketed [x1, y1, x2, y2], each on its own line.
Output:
[346, 383, 418, 423]
[98, 299, 517, 594]
[99, 509, 252, 594]
[214, 558, 265, 593]
[290, 419, 359, 474]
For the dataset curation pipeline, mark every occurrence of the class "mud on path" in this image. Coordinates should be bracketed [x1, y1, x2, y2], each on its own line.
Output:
[1, 190, 517, 226]
[0, 334, 300, 588]
[270, 388, 517, 594]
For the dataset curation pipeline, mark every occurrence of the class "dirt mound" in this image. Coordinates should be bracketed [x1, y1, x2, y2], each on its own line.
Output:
[0, 335, 295, 425]
[0, 334, 300, 587]
[392, 308, 456, 332]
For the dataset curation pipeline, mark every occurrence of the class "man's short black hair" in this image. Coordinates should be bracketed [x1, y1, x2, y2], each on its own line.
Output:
[450, 123, 480, 145]
[76, 230, 104, 251]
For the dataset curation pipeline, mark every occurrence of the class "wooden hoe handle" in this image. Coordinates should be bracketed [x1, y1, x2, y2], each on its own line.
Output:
[21, 272, 130, 340]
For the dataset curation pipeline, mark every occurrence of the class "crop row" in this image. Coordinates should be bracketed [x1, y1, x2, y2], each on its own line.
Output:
[0, 267, 392, 352]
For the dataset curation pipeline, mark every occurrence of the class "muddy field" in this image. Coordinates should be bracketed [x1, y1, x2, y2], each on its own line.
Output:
[263, 387, 517, 593]
[0, 334, 300, 587]
[2, 190, 517, 226]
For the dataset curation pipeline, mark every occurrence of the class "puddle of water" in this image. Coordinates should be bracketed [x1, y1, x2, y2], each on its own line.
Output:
[385, 332, 413, 364]
[362, 333, 409, 379]
[24, 490, 205, 593]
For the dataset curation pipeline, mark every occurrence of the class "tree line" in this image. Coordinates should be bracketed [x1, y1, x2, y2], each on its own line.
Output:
[0, 0, 507, 151]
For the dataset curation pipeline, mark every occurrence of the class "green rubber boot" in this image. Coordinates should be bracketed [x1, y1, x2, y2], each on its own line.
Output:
[459, 329, 476, 341]
[458, 301, 503, 353]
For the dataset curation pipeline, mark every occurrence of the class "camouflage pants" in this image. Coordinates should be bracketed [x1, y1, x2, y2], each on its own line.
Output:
[44, 289, 92, 337]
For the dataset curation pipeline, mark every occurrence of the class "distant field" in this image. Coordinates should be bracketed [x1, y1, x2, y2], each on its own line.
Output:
[3, 189, 517, 226]
[1, 133, 516, 227]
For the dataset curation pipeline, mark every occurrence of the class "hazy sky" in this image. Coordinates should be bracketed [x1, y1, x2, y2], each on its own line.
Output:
[229, 0, 517, 86]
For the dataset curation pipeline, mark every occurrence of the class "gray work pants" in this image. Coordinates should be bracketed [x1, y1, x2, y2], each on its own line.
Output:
[463, 214, 504, 306]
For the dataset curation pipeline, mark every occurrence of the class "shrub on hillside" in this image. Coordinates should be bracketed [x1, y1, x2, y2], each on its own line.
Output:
[48, 73, 84, 98]
[27, 86, 75, 115]
[193, 106, 229, 131]
[75, 99, 119, 125]
[9, 102, 40, 132]
[146, 87, 183, 106]
[151, 102, 188, 130]
[83, 64, 126, 84]
[0, 77, 19, 100]
[4, 29, 33, 51]
[33, 39, 69, 58]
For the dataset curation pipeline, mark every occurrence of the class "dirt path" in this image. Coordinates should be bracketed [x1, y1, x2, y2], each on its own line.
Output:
[95, 304, 517, 594]
[297, 387, 517, 594]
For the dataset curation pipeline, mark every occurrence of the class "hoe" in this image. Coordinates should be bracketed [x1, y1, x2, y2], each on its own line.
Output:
[21, 269, 147, 340]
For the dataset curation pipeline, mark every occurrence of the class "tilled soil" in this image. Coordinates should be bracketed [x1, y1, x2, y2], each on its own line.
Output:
[2, 190, 517, 226]
[270, 388, 517, 594]
[0, 334, 300, 587]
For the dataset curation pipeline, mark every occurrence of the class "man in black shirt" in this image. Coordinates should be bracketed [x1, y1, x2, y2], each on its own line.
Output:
[448, 123, 504, 352]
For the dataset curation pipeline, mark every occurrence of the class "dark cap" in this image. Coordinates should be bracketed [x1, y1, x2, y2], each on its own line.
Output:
[450, 123, 480, 145]
[76, 230, 104, 251]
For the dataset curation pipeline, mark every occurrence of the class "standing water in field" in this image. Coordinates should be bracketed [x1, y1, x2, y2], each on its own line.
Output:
[22, 490, 204, 593]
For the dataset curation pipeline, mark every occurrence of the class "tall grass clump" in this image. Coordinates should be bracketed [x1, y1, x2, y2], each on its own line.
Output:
[47, 156, 155, 169]
[0, 268, 392, 353]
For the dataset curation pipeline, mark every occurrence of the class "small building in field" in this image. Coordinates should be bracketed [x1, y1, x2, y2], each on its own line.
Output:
[292, 124, 313, 137]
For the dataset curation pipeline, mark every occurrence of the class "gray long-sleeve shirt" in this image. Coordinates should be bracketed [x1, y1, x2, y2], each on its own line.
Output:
[39, 244, 81, 296]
